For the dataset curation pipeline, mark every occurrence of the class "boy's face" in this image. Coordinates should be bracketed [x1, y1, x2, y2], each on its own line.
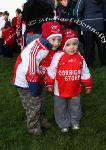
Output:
[64, 39, 79, 55]
[60, 0, 68, 7]
[16, 12, 19, 17]
[48, 36, 62, 50]
[3, 14, 9, 20]
[16, 11, 21, 17]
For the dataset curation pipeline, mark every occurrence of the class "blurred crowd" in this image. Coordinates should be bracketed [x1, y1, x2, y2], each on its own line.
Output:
[0, 9, 22, 58]
[0, 0, 106, 67]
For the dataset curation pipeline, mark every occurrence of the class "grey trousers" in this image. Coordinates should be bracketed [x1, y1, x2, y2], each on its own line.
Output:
[54, 95, 82, 128]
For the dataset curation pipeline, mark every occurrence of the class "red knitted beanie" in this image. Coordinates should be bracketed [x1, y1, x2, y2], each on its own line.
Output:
[61, 29, 78, 50]
[42, 21, 62, 39]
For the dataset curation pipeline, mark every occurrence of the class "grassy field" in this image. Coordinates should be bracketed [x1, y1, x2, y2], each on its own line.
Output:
[0, 52, 106, 150]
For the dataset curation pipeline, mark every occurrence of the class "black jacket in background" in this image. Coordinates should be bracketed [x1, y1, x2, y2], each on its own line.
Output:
[22, 0, 54, 34]
[75, 0, 104, 31]
[56, 0, 77, 29]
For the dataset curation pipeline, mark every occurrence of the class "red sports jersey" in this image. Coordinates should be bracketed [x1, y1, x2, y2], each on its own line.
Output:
[2, 27, 15, 45]
[46, 51, 92, 97]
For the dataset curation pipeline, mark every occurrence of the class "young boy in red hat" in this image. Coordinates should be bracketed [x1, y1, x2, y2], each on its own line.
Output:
[13, 21, 62, 135]
[45, 29, 92, 133]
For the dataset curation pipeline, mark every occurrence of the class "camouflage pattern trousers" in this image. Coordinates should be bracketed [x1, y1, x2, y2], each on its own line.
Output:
[17, 88, 45, 131]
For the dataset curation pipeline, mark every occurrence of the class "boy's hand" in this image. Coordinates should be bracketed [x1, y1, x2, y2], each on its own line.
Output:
[86, 88, 91, 94]
[47, 87, 53, 93]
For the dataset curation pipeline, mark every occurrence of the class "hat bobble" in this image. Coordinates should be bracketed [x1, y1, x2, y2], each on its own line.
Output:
[61, 29, 78, 50]
[42, 21, 62, 39]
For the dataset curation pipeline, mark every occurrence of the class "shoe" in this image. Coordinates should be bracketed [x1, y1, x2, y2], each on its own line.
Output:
[28, 128, 42, 135]
[41, 119, 51, 129]
[61, 128, 69, 133]
[72, 125, 80, 130]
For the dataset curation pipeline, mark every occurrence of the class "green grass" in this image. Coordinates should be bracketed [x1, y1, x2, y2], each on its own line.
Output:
[0, 52, 106, 150]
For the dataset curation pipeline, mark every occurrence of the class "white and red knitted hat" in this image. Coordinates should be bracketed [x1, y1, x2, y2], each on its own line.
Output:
[42, 21, 62, 39]
[61, 29, 78, 50]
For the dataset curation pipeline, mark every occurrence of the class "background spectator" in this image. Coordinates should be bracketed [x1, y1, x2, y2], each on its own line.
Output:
[12, 8, 22, 53]
[56, 0, 76, 28]
[56, 0, 82, 42]
[1, 11, 15, 58]
[22, 0, 54, 46]
[0, 12, 5, 55]
[75, 0, 105, 67]
[103, 0, 106, 65]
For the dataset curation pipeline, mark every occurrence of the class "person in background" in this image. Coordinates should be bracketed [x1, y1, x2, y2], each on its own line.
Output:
[56, 0, 82, 42]
[56, 0, 76, 28]
[2, 11, 11, 28]
[12, 8, 22, 33]
[22, 0, 54, 48]
[13, 21, 62, 135]
[45, 29, 92, 133]
[75, 0, 106, 67]
[0, 12, 4, 29]
[0, 12, 6, 30]
[47, 0, 58, 20]
[0, 12, 3, 17]
[12, 8, 22, 53]
[103, 0, 106, 34]
[102, 0, 106, 65]
[0, 12, 5, 55]
[1, 11, 15, 58]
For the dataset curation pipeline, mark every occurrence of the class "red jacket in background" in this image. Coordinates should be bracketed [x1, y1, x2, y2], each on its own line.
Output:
[2, 27, 15, 45]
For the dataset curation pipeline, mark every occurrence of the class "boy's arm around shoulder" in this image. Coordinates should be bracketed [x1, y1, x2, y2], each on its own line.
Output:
[45, 54, 57, 92]
[45, 51, 64, 92]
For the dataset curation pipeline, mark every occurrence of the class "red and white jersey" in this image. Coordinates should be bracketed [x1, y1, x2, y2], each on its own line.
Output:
[13, 38, 55, 88]
[2, 27, 15, 45]
[46, 51, 92, 97]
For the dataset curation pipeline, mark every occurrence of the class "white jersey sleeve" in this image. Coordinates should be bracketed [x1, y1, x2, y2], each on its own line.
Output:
[47, 51, 64, 79]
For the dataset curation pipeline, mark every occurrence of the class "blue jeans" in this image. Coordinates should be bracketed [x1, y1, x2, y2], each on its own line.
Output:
[26, 34, 41, 45]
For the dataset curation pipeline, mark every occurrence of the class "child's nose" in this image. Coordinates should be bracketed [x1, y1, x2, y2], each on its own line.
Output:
[54, 41, 59, 45]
